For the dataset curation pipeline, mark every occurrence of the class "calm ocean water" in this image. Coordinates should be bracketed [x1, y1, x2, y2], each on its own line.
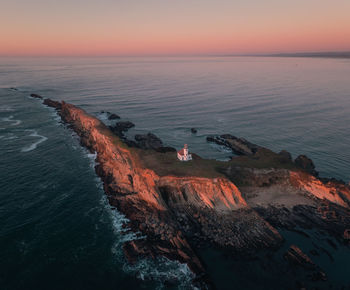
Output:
[1, 56, 350, 289]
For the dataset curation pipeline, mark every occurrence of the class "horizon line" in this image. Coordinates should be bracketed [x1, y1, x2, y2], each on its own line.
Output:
[1, 50, 350, 58]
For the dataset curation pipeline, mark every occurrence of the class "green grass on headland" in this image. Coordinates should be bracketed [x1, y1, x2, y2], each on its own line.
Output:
[133, 146, 298, 179]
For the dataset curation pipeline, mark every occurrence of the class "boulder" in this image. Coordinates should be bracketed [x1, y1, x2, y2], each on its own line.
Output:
[279, 150, 292, 161]
[191, 128, 198, 134]
[284, 245, 316, 270]
[156, 146, 177, 153]
[294, 155, 318, 176]
[110, 121, 134, 132]
[30, 93, 43, 99]
[135, 133, 163, 149]
[108, 113, 120, 120]
[43, 98, 61, 110]
[207, 134, 260, 156]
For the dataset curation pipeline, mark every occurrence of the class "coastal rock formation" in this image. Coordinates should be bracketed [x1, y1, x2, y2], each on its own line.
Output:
[284, 245, 327, 282]
[42, 98, 284, 286]
[108, 113, 120, 120]
[109, 121, 135, 134]
[135, 133, 163, 150]
[43, 98, 62, 110]
[284, 245, 316, 269]
[278, 150, 292, 162]
[38, 96, 350, 288]
[207, 134, 261, 156]
[294, 154, 318, 176]
[30, 93, 43, 99]
[289, 171, 350, 208]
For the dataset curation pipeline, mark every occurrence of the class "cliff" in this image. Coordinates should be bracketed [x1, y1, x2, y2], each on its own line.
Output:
[40, 100, 283, 280]
[39, 96, 350, 288]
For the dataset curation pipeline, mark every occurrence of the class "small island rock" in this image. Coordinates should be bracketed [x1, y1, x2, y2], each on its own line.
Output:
[108, 113, 120, 120]
[294, 155, 318, 176]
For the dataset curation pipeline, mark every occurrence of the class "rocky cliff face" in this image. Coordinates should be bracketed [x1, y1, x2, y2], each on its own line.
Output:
[289, 171, 350, 208]
[41, 97, 350, 288]
[46, 101, 283, 285]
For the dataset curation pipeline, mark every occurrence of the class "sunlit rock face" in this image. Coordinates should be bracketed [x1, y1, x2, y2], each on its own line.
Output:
[157, 176, 247, 210]
[289, 171, 350, 208]
[49, 100, 282, 278]
[43, 98, 350, 287]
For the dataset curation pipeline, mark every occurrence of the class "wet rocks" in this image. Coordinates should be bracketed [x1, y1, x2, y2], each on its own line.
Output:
[114, 121, 135, 131]
[156, 146, 177, 153]
[135, 133, 163, 150]
[207, 134, 260, 156]
[30, 93, 43, 99]
[191, 128, 197, 134]
[284, 245, 327, 281]
[109, 121, 135, 137]
[284, 245, 316, 269]
[294, 155, 318, 177]
[255, 202, 350, 242]
[279, 150, 292, 161]
[108, 113, 120, 120]
[43, 98, 62, 110]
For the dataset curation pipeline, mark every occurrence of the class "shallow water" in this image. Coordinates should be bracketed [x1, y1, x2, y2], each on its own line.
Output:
[0, 56, 350, 289]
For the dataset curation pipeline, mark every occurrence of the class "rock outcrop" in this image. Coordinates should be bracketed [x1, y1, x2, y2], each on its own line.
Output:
[294, 154, 318, 176]
[109, 121, 135, 136]
[108, 113, 120, 120]
[289, 171, 350, 208]
[135, 133, 163, 150]
[42, 99, 283, 287]
[284, 245, 327, 282]
[38, 96, 350, 288]
[207, 134, 261, 156]
[30, 93, 43, 99]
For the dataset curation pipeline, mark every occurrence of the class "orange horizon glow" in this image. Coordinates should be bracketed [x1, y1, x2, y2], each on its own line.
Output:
[1, 0, 350, 56]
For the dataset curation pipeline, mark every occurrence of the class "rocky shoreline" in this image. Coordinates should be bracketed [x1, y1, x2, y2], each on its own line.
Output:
[32, 93, 350, 289]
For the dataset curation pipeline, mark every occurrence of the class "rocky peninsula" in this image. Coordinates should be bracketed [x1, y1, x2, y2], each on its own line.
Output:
[32, 94, 350, 289]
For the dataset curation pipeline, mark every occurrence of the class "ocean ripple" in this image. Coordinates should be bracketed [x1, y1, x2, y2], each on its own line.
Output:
[21, 130, 48, 152]
[1, 115, 22, 126]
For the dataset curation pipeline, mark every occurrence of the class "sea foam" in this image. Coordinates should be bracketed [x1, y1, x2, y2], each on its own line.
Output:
[1, 115, 22, 126]
[21, 130, 48, 152]
[52, 107, 196, 289]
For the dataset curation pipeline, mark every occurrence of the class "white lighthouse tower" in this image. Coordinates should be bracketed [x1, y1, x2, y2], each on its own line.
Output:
[177, 144, 192, 161]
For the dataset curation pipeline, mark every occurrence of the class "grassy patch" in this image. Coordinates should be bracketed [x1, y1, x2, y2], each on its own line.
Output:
[134, 150, 226, 178]
[133, 146, 298, 179]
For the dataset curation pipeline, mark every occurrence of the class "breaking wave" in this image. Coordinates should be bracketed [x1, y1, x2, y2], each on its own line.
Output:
[104, 197, 196, 290]
[123, 256, 196, 290]
[52, 105, 196, 289]
[21, 130, 48, 152]
[1, 115, 22, 126]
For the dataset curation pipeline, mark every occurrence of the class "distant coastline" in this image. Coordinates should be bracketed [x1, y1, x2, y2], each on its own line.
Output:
[259, 51, 350, 59]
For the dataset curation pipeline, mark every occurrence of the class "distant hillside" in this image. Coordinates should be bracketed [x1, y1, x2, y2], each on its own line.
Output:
[265, 51, 350, 59]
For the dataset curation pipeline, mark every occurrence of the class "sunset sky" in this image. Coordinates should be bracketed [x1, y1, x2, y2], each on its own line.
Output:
[1, 0, 350, 56]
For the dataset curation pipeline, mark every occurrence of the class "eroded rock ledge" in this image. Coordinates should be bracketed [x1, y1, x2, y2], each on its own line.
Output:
[36, 95, 350, 288]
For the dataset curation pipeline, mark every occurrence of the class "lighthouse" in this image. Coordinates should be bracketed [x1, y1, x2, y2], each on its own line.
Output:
[177, 144, 192, 161]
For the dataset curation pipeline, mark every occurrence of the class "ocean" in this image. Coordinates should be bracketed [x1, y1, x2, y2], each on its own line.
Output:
[0, 56, 349, 289]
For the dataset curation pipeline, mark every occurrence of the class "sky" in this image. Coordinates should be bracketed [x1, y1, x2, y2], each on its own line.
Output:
[1, 0, 350, 56]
